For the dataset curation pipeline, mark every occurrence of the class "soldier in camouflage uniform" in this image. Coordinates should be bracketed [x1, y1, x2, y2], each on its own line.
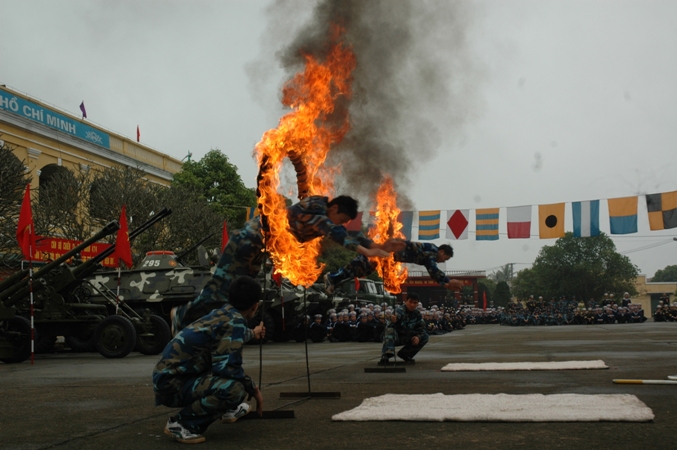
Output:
[379, 292, 428, 365]
[324, 241, 463, 293]
[153, 276, 265, 444]
[171, 195, 396, 334]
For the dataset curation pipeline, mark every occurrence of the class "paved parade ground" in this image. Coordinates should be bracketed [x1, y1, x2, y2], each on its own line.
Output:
[1, 322, 675, 450]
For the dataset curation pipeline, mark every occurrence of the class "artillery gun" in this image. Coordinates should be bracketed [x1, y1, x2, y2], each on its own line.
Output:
[0, 209, 173, 363]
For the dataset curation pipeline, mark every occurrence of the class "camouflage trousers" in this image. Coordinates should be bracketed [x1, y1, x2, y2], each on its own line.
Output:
[326, 254, 376, 286]
[154, 374, 247, 434]
[175, 219, 266, 330]
[381, 327, 429, 360]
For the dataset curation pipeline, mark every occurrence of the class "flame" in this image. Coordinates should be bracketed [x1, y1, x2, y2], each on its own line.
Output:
[255, 25, 356, 287]
[368, 176, 408, 294]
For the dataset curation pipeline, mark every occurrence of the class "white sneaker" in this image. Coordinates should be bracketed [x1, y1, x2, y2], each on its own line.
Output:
[221, 402, 250, 423]
[164, 417, 206, 444]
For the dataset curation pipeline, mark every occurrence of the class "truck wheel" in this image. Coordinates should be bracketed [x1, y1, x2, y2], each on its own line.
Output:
[95, 316, 137, 358]
[135, 314, 171, 355]
[0, 316, 31, 364]
[35, 333, 57, 353]
[65, 323, 98, 352]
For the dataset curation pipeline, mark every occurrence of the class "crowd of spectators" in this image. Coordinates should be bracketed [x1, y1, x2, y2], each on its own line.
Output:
[292, 302, 467, 343]
[291, 292, 674, 343]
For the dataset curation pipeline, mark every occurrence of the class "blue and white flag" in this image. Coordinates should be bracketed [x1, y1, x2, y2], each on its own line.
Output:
[572, 200, 600, 237]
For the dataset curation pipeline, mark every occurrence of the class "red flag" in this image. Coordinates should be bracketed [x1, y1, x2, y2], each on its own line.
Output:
[272, 269, 282, 287]
[16, 184, 37, 260]
[354, 277, 360, 292]
[136, 125, 140, 142]
[221, 220, 229, 251]
[114, 205, 133, 268]
[483, 291, 487, 311]
[345, 212, 363, 232]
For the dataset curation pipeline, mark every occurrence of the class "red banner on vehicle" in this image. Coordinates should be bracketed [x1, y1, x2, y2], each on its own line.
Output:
[35, 237, 116, 267]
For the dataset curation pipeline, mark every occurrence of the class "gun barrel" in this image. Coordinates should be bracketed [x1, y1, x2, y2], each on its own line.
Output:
[0, 268, 29, 293]
[1, 221, 120, 306]
[71, 207, 172, 279]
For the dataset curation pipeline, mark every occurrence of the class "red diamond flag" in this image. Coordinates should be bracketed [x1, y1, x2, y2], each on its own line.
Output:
[446, 209, 469, 240]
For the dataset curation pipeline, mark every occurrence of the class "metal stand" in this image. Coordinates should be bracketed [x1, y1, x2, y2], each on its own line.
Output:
[257, 255, 297, 417]
[279, 286, 340, 399]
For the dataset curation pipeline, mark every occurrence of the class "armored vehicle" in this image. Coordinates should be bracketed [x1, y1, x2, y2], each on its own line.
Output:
[329, 278, 397, 309]
[83, 249, 213, 325]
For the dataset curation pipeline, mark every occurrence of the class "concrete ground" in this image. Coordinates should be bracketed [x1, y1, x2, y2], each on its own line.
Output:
[1, 322, 675, 450]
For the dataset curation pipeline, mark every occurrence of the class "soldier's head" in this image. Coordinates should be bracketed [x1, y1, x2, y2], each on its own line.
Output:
[229, 276, 261, 319]
[437, 244, 454, 262]
[404, 292, 420, 312]
[327, 196, 359, 224]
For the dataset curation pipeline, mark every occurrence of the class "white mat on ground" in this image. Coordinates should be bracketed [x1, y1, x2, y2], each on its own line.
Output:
[441, 360, 608, 371]
[332, 393, 653, 422]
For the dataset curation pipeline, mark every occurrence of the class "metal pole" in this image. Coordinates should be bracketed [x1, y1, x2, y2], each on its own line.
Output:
[303, 286, 311, 394]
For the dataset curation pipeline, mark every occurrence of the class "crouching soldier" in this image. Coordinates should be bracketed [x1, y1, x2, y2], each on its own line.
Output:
[379, 292, 428, 365]
[152, 276, 265, 444]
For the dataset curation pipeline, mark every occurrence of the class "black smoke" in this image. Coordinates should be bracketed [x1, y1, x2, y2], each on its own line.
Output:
[250, 0, 483, 210]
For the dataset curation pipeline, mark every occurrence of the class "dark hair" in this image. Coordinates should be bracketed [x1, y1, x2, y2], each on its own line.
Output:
[328, 195, 358, 220]
[438, 244, 454, 257]
[406, 292, 419, 301]
[228, 276, 261, 311]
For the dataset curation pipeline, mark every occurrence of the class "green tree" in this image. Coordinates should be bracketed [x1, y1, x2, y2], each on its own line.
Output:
[478, 278, 496, 299]
[512, 232, 638, 302]
[318, 240, 358, 278]
[172, 149, 256, 228]
[34, 165, 93, 241]
[489, 264, 514, 283]
[493, 281, 512, 307]
[652, 265, 677, 282]
[0, 141, 31, 264]
[511, 267, 539, 301]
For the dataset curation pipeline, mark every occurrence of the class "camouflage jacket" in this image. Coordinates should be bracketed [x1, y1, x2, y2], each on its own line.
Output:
[394, 241, 449, 285]
[389, 305, 427, 339]
[152, 304, 256, 399]
[286, 196, 369, 251]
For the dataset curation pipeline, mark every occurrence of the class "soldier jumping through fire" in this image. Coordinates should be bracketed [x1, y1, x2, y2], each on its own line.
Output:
[324, 241, 463, 294]
[170, 195, 402, 334]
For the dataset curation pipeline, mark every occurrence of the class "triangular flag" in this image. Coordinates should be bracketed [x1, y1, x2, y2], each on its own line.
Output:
[114, 205, 133, 268]
[538, 203, 565, 239]
[446, 210, 469, 240]
[507, 205, 532, 239]
[221, 220, 229, 251]
[136, 125, 140, 142]
[16, 184, 37, 260]
[79, 101, 87, 119]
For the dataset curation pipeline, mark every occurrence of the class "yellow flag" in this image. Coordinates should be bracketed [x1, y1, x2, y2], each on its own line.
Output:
[539, 203, 565, 239]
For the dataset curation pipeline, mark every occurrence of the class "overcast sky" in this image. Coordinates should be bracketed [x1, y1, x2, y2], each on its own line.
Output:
[1, 0, 675, 279]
